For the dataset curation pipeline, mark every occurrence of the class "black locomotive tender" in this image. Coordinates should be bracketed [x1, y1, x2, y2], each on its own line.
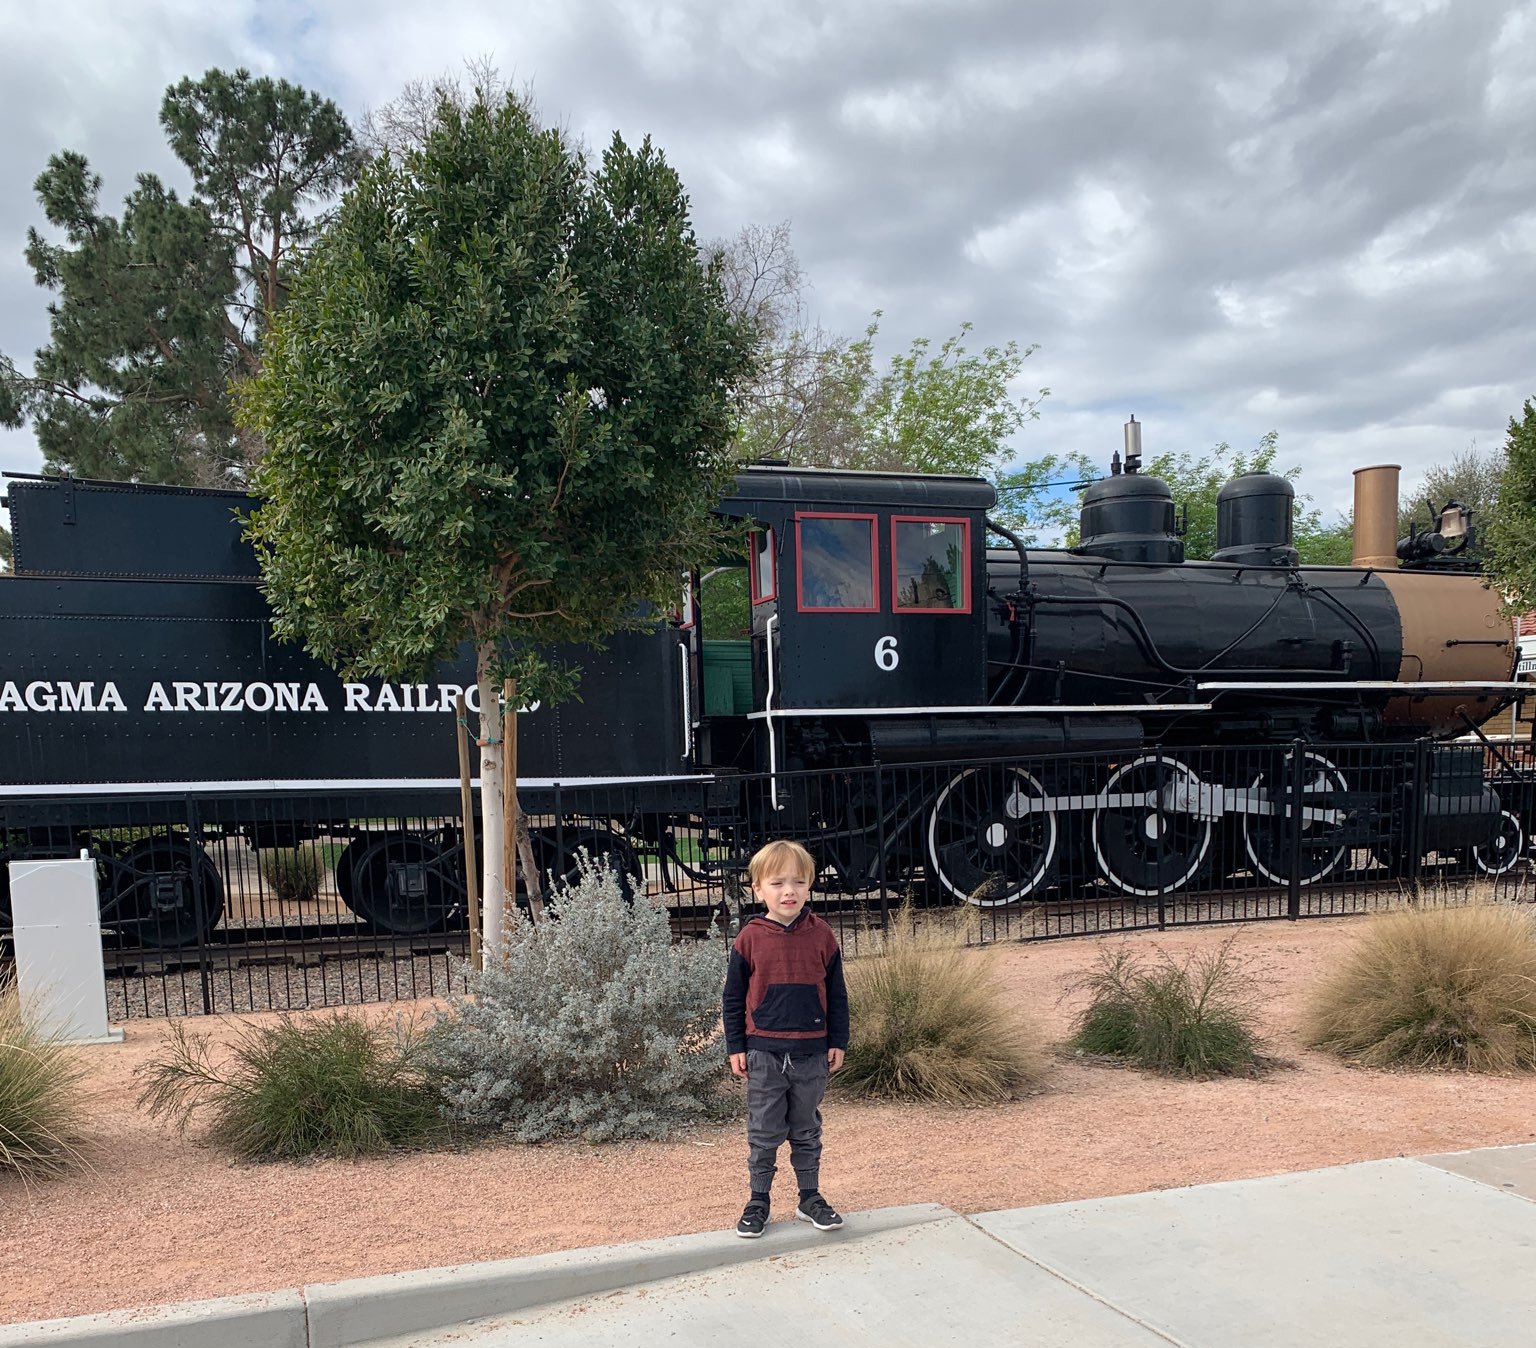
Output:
[0, 420, 1522, 945]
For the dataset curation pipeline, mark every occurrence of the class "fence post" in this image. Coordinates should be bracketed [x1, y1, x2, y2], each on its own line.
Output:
[1155, 744, 1167, 930]
[875, 765, 889, 936]
[1286, 740, 1305, 920]
[1408, 738, 1429, 903]
[554, 780, 565, 888]
[186, 795, 215, 1016]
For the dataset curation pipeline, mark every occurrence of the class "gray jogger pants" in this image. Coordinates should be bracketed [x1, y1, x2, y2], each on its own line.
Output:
[745, 1048, 828, 1194]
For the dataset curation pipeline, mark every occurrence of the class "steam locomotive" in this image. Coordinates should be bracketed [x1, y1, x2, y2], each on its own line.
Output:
[0, 419, 1522, 940]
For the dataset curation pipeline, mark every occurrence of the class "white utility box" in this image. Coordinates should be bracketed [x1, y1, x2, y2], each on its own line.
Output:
[8, 856, 123, 1045]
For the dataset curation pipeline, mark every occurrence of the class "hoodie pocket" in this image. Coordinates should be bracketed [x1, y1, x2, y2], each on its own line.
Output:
[753, 983, 825, 1033]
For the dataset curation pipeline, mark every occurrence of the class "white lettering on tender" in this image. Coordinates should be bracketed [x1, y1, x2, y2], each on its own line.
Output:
[173, 681, 205, 712]
[0, 680, 127, 713]
[344, 683, 371, 712]
[245, 682, 274, 712]
[144, 682, 172, 712]
[58, 683, 96, 712]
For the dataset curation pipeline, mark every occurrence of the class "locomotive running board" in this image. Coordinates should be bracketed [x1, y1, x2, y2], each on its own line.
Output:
[747, 703, 1213, 720]
[0, 774, 719, 796]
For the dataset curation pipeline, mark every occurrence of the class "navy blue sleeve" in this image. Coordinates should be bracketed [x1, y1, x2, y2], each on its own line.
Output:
[722, 945, 751, 1056]
[824, 948, 850, 1051]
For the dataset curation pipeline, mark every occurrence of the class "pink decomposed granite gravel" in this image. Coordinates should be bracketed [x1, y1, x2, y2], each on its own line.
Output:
[5, 916, 1536, 1325]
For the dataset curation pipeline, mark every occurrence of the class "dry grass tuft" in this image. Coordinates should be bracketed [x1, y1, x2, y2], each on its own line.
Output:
[1070, 937, 1263, 1078]
[136, 1011, 450, 1160]
[837, 909, 1048, 1103]
[1301, 903, 1536, 1072]
[259, 845, 324, 904]
[0, 968, 91, 1182]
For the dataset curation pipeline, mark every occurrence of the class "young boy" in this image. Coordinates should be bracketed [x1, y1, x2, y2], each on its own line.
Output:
[721, 839, 850, 1238]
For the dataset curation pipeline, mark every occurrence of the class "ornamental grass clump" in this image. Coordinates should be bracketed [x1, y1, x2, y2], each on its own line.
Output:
[1, 969, 91, 1181]
[428, 852, 728, 1142]
[837, 910, 1047, 1103]
[136, 1011, 448, 1160]
[1301, 903, 1536, 1072]
[259, 845, 323, 904]
[1071, 939, 1261, 1078]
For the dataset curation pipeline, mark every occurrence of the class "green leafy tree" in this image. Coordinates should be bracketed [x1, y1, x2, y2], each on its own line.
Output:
[240, 92, 754, 957]
[1295, 515, 1355, 566]
[5, 69, 358, 485]
[738, 311, 1046, 476]
[1397, 443, 1505, 565]
[0, 354, 19, 571]
[1485, 400, 1536, 608]
[717, 223, 1047, 477]
[992, 451, 1099, 543]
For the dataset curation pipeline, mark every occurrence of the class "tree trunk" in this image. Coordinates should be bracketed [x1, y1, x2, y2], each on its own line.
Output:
[474, 646, 505, 961]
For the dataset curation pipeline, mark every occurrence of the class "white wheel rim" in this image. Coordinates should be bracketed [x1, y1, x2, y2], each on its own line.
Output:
[926, 766, 1058, 906]
[1092, 756, 1211, 898]
[1473, 811, 1524, 876]
[1242, 753, 1349, 887]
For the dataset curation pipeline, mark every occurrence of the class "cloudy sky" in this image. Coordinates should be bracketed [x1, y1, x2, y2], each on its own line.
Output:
[3, 0, 1533, 533]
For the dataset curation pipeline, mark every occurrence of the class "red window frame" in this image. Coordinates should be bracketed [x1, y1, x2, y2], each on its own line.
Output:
[748, 527, 776, 606]
[795, 512, 880, 614]
[891, 515, 972, 614]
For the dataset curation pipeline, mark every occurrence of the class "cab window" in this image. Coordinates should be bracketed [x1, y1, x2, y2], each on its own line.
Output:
[892, 517, 970, 612]
[748, 528, 776, 605]
[797, 513, 878, 612]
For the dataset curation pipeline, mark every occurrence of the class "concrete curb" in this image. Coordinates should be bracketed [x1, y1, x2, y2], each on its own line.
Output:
[0, 1290, 308, 1348]
[304, 1202, 954, 1348]
[0, 1204, 954, 1348]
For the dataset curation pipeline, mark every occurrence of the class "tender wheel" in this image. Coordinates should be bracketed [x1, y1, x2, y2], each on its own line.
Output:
[110, 835, 225, 948]
[1093, 757, 1212, 899]
[1471, 810, 1525, 877]
[1242, 753, 1350, 886]
[338, 834, 459, 934]
[925, 766, 1058, 906]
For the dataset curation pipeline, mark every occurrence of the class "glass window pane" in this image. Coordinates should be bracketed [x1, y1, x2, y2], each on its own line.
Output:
[750, 529, 775, 603]
[894, 520, 967, 610]
[799, 517, 875, 611]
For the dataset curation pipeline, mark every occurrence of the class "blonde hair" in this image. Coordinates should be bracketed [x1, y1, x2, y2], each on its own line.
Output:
[748, 839, 816, 889]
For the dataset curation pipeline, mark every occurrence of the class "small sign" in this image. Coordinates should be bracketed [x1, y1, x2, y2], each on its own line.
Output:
[1518, 657, 1536, 676]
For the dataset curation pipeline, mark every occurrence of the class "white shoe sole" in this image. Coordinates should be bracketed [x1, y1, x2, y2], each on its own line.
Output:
[795, 1209, 844, 1231]
[735, 1226, 766, 1239]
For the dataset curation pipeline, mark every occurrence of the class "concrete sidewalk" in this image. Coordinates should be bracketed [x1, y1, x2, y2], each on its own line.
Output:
[6, 1145, 1535, 1348]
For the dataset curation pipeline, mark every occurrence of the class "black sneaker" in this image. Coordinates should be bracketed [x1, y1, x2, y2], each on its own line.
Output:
[795, 1192, 844, 1231]
[735, 1199, 769, 1239]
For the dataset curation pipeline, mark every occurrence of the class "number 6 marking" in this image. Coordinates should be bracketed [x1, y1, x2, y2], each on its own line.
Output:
[874, 635, 900, 671]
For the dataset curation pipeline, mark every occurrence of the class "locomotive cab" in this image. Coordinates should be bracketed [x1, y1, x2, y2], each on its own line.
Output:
[709, 466, 994, 770]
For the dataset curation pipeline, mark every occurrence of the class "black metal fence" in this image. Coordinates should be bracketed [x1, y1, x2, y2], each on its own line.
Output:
[3, 736, 1532, 1018]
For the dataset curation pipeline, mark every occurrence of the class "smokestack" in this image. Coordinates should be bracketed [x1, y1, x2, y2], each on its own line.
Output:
[1352, 464, 1401, 568]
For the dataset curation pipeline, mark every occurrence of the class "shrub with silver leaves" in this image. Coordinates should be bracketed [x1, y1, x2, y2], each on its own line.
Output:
[428, 852, 730, 1142]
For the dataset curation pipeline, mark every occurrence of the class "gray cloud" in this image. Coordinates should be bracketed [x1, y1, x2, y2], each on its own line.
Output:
[3, 0, 1533, 533]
